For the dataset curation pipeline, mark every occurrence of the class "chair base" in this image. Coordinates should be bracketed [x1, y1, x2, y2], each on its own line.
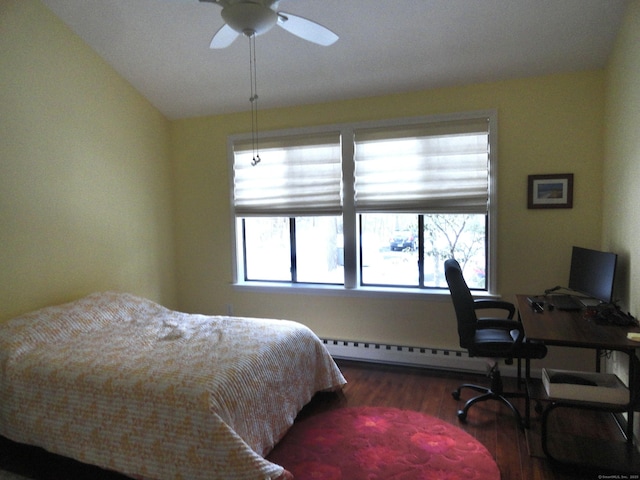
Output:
[452, 364, 527, 429]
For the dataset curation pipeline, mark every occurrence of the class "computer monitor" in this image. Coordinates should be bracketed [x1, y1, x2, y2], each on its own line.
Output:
[568, 246, 617, 304]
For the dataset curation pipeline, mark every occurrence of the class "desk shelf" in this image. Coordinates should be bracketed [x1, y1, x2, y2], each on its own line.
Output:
[543, 432, 640, 474]
[527, 378, 640, 473]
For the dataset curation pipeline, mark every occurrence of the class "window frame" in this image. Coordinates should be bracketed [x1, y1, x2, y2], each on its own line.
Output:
[228, 110, 498, 299]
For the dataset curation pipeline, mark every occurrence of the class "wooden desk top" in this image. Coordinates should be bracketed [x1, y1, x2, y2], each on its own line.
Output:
[515, 294, 640, 351]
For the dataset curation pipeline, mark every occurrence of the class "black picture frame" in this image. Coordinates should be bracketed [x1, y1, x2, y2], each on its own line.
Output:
[527, 173, 574, 209]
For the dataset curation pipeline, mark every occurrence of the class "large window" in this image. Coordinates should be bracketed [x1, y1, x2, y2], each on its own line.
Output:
[230, 111, 497, 294]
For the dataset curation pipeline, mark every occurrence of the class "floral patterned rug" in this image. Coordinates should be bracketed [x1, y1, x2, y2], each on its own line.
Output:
[267, 406, 500, 480]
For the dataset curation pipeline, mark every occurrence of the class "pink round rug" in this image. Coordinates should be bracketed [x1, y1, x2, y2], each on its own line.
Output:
[267, 406, 500, 480]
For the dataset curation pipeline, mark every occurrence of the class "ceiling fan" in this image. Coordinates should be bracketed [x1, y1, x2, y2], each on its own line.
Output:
[201, 0, 339, 49]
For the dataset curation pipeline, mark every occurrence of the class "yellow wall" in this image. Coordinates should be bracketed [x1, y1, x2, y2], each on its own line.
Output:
[604, 0, 640, 315]
[603, 0, 640, 420]
[171, 71, 606, 369]
[0, 1, 177, 320]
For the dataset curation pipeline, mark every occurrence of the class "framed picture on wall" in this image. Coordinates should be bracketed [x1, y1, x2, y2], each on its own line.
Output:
[527, 173, 574, 209]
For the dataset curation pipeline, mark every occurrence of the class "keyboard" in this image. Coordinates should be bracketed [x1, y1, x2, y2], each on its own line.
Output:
[547, 295, 583, 310]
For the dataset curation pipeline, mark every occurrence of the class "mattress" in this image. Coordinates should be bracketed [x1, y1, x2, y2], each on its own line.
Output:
[0, 292, 346, 479]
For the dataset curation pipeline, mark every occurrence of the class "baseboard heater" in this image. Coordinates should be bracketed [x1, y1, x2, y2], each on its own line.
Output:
[322, 338, 524, 377]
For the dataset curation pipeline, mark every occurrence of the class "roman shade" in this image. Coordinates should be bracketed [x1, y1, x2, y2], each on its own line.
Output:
[354, 118, 490, 214]
[233, 133, 342, 216]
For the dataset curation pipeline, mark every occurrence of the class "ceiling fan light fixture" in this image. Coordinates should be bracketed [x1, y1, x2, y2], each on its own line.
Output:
[221, 3, 278, 37]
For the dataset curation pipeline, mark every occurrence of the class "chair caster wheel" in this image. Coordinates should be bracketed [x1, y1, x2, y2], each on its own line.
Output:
[452, 390, 461, 400]
[457, 410, 467, 422]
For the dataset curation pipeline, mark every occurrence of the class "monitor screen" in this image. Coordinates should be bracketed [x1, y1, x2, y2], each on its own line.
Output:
[568, 246, 617, 303]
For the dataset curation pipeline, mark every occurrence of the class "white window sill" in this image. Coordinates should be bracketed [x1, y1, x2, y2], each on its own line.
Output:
[231, 282, 498, 301]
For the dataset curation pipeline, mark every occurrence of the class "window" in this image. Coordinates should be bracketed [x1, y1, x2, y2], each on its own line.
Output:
[360, 213, 487, 289]
[241, 216, 343, 284]
[231, 111, 497, 294]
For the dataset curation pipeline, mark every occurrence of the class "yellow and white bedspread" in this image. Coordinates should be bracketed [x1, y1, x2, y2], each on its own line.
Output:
[0, 292, 346, 479]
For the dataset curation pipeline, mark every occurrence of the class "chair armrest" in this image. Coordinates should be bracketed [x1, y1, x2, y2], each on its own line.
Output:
[473, 299, 516, 319]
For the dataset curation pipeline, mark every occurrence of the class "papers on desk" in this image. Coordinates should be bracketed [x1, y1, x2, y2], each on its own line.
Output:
[627, 332, 640, 342]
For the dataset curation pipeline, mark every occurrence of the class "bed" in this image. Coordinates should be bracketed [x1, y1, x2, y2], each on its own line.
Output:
[0, 292, 346, 480]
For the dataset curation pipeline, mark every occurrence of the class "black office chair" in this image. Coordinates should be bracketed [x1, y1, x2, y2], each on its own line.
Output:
[444, 258, 547, 428]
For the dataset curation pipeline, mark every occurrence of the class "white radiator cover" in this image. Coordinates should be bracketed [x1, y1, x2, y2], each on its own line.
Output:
[322, 338, 527, 378]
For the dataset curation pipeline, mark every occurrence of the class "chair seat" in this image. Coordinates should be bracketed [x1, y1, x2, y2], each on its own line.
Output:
[469, 328, 547, 359]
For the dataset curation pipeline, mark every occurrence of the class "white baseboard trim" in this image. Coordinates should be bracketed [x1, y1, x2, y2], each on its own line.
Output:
[322, 338, 542, 379]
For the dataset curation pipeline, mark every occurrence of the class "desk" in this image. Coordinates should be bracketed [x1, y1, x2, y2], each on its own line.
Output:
[516, 294, 640, 471]
[516, 294, 640, 353]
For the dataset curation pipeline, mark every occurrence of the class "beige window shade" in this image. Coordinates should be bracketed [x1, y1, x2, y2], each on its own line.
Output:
[354, 118, 490, 214]
[233, 133, 342, 216]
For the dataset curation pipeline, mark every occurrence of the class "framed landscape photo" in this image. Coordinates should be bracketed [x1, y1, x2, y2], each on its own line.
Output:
[527, 173, 574, 209]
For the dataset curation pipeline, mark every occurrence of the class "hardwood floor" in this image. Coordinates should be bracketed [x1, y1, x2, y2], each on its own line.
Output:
[304, 360, 630, 480]
[0, 359, 631, 479]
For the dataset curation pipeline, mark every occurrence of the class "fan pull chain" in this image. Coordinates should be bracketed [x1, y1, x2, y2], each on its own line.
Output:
[249, 33, 260, 166]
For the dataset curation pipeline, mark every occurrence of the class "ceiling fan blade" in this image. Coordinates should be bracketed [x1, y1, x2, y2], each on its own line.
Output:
[277, 12, 338, 46]
[210, 23, 240, 49]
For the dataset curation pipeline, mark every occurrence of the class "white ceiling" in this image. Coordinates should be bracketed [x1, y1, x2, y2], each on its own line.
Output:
[40, 0, 629, 120]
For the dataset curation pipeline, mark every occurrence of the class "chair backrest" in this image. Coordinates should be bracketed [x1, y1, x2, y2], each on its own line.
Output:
[444, 258, 477, 349]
